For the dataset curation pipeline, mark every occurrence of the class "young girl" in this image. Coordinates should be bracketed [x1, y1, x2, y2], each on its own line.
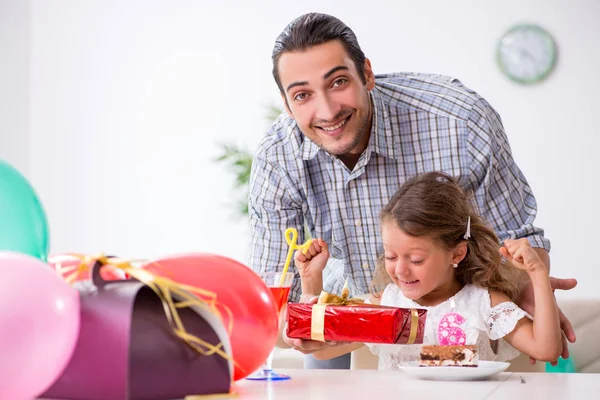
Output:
[294, 172, 562, 368]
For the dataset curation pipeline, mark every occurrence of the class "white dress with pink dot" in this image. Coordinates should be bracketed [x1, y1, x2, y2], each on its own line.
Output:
[366, 283, 530, 370]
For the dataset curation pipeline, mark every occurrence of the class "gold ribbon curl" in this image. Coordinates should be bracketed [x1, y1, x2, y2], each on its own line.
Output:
[53, 253, 106, 284]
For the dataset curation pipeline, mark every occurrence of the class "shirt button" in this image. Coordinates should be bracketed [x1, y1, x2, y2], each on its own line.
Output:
[362, 263, 369, 270]
[355, 219, 362, 226]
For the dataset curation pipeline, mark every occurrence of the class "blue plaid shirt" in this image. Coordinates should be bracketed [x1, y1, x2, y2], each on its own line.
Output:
[248, 72, 550, 302]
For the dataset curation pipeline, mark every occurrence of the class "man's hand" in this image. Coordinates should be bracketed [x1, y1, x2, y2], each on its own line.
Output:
[517, 276, 578, 365]
[281, 294, 340, 354]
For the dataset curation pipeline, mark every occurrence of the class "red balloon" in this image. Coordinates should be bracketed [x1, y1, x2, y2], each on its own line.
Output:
[141, 253, 279, 381]
[48, 253, 127, 282]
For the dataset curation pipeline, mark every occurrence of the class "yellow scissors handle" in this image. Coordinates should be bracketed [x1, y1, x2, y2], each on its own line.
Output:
[280, 227, 313, 282]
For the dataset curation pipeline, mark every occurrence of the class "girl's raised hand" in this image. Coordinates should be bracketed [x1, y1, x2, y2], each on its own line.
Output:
[500, 238, 546, 273]
[295, 238, 329, 279]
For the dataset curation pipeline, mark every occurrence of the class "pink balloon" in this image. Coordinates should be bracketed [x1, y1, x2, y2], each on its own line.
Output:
[0, 251, 80, 399]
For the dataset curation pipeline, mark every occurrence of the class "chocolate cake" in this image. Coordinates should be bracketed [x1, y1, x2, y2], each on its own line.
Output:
[419, 345, 478, 367]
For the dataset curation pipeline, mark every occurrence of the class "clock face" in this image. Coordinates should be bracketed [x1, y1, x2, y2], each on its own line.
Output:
[497, 24, 557, 84]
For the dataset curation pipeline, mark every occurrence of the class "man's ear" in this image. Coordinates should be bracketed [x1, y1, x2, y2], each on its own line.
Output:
[364, 58, 376, 91]
[280, 92, 294, 120]
[452, 241, 468, 264]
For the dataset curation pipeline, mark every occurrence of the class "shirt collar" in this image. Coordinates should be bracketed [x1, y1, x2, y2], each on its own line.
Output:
[370, 87, 400, 160]
[297, 129, 320, 160]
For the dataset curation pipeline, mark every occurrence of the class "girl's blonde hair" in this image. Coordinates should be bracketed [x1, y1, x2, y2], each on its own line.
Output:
[371, 172, 527, 301]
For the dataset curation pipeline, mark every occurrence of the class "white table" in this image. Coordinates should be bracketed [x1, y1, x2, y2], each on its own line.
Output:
[486, 372, 599, 399]
[229, 369, 600, 400]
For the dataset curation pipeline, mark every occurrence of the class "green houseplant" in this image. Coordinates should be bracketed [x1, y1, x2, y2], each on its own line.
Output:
[216, 105, 282, 217]
[215, 143, 254, 216]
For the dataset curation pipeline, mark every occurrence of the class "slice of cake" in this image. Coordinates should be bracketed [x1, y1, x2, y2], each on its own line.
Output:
[419, 345, 478, 367]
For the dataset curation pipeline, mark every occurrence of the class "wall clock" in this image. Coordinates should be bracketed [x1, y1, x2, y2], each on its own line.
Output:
[497, 24, 557, 84]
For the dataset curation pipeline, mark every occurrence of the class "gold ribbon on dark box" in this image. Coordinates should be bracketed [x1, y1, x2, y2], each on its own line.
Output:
[287, 283, 427, 344]
[42, 255, 236, 400]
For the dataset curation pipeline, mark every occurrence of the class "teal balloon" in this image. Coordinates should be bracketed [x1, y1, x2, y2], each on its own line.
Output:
[546, 357, 576, 373]
[0, 160, 49, 261]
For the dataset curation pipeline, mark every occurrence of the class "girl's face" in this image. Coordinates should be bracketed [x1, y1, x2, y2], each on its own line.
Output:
[381, 220, 467, 306]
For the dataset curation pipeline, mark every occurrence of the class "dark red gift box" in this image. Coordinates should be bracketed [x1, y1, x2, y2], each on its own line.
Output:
[286, 303, 427, 344]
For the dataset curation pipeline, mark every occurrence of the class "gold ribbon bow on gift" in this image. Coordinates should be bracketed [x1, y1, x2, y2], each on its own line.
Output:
[99, 256, 236, 362]
[310, 280, 420, 344]
[311, 280, 364, 342]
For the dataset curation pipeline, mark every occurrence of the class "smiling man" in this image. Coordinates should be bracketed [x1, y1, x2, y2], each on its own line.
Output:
[248, 13, 576, 370]
[276, 39, 374, 170]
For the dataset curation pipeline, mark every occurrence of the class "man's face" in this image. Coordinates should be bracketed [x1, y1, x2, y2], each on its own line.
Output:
[277, 40, 375, 159]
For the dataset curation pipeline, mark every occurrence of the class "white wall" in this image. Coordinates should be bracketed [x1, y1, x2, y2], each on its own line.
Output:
[6, 0, 600, 298]
[0, 0, 30, 175]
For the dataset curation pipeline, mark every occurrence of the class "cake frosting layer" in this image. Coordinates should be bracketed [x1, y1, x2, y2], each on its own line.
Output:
[419, 345, 478, 367]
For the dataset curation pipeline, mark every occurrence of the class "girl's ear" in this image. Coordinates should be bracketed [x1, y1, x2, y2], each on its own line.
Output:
[451, 241, 468, 264]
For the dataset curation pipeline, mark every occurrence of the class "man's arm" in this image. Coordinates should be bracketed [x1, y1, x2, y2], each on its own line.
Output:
[247, 146, 306, 302]
[467, 98, 576, 362]
[534, 248, 550, 270]
[467, 98, 550, 253]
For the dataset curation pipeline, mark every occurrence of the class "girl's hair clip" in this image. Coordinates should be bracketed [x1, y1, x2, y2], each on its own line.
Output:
[463, 216, 471, 240]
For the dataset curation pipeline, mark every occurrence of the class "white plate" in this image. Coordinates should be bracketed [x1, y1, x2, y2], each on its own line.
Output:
[398, 360, 510, 381]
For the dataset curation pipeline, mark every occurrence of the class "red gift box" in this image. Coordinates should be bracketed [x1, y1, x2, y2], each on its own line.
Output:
[286, 302, 427, 344]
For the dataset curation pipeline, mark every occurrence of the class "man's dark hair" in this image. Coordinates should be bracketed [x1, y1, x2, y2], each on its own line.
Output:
[272, 13, 366, 94]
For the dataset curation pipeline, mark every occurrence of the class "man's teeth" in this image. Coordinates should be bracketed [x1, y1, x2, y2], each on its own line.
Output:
[321, 117, 348, 131]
